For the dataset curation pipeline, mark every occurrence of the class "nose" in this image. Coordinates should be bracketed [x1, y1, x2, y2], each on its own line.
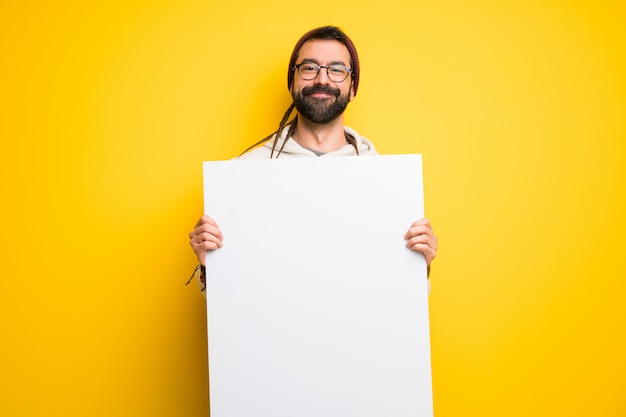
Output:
[314, 67, 331, 84]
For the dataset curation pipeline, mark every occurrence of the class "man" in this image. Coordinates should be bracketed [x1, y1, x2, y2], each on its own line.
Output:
[188, 26, 438, 291]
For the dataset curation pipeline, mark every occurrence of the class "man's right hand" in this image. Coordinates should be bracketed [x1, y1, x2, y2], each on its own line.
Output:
[189, 215, 223, 265]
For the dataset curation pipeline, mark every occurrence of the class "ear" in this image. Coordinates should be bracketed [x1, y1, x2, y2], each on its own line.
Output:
[349, 79, 356, 101]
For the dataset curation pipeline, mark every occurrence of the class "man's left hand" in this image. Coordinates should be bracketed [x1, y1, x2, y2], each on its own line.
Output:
[404, 218, 438, 267]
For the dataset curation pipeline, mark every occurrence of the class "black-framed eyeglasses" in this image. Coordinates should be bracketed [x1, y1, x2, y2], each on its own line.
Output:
[293, 63, 352, 83]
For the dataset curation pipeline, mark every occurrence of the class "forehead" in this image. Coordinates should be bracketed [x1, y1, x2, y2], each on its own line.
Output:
[296, 39, 351, 65]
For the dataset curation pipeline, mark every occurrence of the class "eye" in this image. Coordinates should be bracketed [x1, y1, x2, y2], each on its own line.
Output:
[329, 65, 347, 75]
[301, 64, 318, 72]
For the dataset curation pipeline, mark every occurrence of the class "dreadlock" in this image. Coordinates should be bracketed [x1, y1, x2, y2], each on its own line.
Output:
[238, 103, 297, 159]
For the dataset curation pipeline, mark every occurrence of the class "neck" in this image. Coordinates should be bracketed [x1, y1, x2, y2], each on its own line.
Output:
[292, 116, 347, 153]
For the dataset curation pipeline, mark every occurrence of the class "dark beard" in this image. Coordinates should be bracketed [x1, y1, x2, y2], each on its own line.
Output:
[292, 85, 350, 124]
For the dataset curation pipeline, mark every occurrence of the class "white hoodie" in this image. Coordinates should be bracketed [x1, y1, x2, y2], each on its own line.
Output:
[238, 125, 378, 159]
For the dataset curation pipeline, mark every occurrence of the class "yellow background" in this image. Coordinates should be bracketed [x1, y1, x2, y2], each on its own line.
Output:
[1, 1, 625, 416]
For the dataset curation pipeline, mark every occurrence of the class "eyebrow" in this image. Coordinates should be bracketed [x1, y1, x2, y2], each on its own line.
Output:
[299, 58, 348, 66]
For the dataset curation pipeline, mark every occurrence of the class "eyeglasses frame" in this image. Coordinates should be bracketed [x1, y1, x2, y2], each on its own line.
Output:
[292, 62, 353, 83]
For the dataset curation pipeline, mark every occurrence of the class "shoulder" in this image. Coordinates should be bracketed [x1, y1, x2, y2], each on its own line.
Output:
[237, 145, 273, 160]
[344, 126, 379, 155]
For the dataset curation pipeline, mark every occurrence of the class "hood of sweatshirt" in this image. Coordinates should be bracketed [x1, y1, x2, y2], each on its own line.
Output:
[238, 125, 378, 159]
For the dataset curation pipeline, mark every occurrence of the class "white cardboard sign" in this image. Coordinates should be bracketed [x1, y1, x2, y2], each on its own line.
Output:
[203, 155, 432, 417]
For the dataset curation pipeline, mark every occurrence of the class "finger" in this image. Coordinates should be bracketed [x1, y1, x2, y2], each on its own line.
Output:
[190, 230, 223, 248]
[405, 233, 438, 260]
[410, 218, 431, 229]
[190, 237, 222, 265]
[404, 225, 435, 241]
[192, 238, 222, 252]
[198, 223, 223, 240]
[404, 218, 434, 240]
[409, 244, 437, 265]
[190, 220, 223, 242]
[404, 218, 437, 266]
[195, 214, 219, 229]
[405, 232, 437, 249]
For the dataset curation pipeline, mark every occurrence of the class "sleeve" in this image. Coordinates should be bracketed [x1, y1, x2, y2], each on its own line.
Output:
[186, 265, 206, 297]
[196, 265, 206, 296]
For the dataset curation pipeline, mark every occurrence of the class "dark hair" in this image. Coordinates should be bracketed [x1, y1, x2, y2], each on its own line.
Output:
[241, 26, 360, 158]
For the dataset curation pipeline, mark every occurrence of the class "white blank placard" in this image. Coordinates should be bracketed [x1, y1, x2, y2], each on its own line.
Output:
[203, 155, 432, 417]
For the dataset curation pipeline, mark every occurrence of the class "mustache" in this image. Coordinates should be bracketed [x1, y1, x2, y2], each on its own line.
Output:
[301, 85, 341, 98]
